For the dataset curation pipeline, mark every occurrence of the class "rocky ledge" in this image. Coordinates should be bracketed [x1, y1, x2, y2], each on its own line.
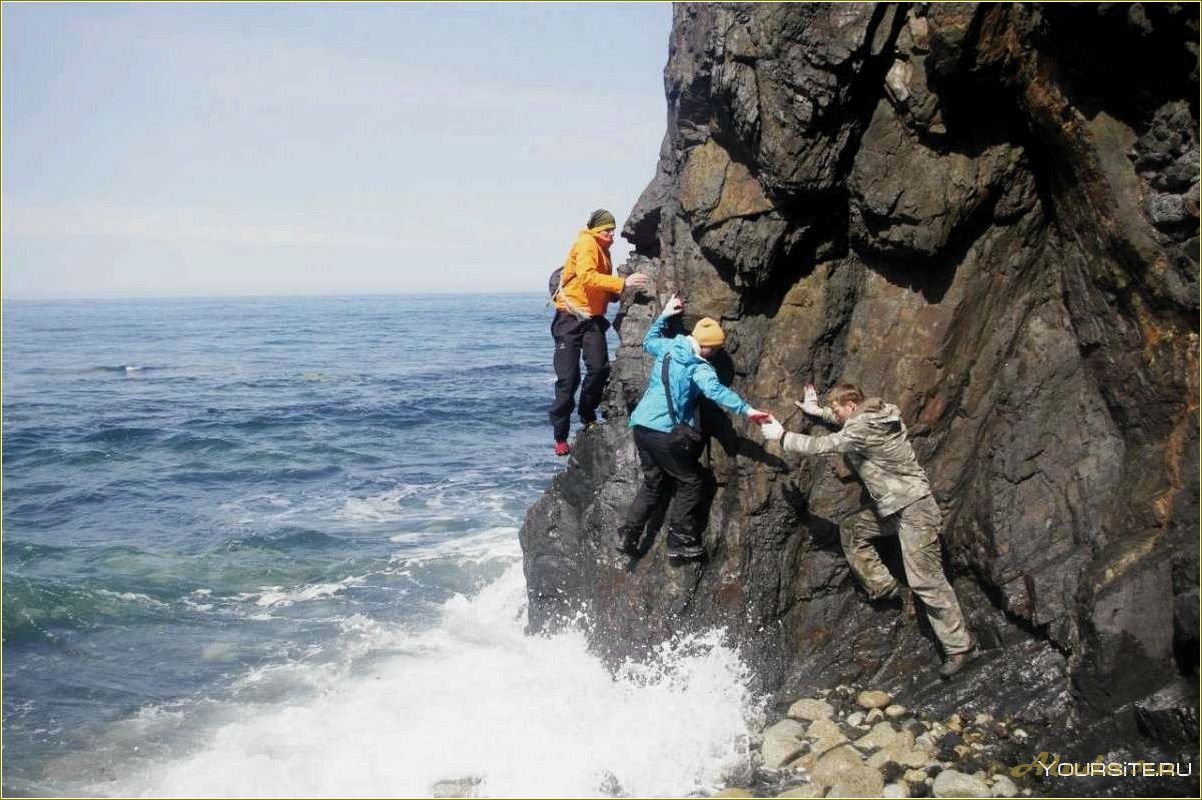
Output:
[520, 4, 1199, 797]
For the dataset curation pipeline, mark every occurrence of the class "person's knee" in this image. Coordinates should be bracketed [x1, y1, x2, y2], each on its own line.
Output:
[584, 362, 611, 383]
[905, 564, 950, 602]
[674, 473, 704, 496]
[839, 518, 860, 551]
[642, 472, 668, 494]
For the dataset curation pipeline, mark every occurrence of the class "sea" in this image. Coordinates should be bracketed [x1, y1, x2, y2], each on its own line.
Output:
[1, 294, 759, 798]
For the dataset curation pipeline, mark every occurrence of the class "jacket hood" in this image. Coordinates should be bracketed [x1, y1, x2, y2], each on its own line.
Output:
[667, 334, 706, 367]
[578, 228, 613, 249]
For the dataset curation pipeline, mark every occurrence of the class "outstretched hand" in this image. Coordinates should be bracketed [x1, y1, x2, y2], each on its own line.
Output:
[662, 294, 685, 317]
[747, 409, 771, 424]
[798, 383, 823, 416]
[759, 415, 785, 442]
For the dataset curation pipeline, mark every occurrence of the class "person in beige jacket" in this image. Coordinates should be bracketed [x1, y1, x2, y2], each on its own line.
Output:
[759, 382, 977, 678]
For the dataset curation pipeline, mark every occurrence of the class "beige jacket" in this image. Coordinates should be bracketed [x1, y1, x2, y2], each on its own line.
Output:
[781, 398, 932, 516]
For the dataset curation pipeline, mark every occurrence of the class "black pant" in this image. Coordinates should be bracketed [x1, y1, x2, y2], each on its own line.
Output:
[620, 425, 706, 556]
[549, 312, 610, 442]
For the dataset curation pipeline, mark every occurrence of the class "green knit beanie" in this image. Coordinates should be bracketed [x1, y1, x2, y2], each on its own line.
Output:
[587, 209, 616, 231]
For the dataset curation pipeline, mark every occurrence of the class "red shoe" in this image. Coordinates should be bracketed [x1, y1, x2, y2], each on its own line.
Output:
[554, 441, 571, 457]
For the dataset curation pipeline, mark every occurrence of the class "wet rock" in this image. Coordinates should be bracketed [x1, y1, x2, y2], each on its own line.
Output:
[932, 770, 990, 798]
[715, 789, 755, 799]
[789, 698, 836, 721]
[935, 732, 962, 762]
[777, 786, 824, 799]
[857, 691, 892, 710]
[885, 705, 909, 720]
[880, 762, 907, 784]
[865, 708, 885, 725]
[990, 775, 1019, 796]
[847, 711, 866, 728]
[884, 782, 911, 798]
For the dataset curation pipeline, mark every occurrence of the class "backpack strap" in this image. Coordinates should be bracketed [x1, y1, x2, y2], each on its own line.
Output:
[662, 355, 680, 427]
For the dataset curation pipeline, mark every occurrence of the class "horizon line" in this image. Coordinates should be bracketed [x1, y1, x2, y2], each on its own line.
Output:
[0, 289, 549, 303]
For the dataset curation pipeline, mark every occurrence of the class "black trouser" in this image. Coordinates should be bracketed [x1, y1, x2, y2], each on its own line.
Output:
[549, 311, 610, 442]
[620, 425, 706, 556]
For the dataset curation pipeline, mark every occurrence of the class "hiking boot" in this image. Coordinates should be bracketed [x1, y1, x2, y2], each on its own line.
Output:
[666, 545, 705, 564]
[939, 647, 980, 679]
[877, 584, 901, 601]
[554, 441, 571, 457]
[616, 526, 642, 558]
[869, 584, 903, 605]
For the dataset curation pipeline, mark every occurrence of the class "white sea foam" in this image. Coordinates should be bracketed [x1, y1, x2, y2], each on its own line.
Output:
[100, 560, 761, 798]
[244, 576, 366, 608]
[95, 590, 168, 606]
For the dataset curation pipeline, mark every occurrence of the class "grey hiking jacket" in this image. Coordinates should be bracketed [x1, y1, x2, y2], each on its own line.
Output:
[781, 398, 932, 516]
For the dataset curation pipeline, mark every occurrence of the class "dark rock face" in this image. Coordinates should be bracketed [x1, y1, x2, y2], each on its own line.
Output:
[521, 3, 1198, 792]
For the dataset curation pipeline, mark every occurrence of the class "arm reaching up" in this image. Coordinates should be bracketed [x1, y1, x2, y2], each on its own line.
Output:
[642, 294, 684, 358]
[796, 383, 840, 425]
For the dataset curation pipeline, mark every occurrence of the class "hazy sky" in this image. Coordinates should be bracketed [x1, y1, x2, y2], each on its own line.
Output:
[2, 2, 673, 298]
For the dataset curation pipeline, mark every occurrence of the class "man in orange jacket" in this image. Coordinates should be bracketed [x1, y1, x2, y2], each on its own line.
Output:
[550, 209, 650, 456]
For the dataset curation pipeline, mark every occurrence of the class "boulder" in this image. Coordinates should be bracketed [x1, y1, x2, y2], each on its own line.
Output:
[932, 770, 991, 798]
[857, 691, 893, 710]
[789, 698, 836, 721]
[762, 718, 810, 768]
[989, 776, 1019, 798]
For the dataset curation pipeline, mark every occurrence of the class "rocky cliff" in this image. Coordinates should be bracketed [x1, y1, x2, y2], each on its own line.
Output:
[520, 4, 1198, 794]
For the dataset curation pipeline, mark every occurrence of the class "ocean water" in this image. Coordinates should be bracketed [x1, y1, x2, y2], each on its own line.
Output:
[2, 294, 759, 798]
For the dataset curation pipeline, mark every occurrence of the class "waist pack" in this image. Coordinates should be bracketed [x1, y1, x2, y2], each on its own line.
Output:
[662, 354, 703, 459]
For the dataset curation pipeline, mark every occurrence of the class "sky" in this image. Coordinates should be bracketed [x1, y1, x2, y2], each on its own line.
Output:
[1, 2, 674, 299]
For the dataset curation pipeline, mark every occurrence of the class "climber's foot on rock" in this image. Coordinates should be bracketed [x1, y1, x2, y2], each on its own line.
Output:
[939, 646, 980, 680]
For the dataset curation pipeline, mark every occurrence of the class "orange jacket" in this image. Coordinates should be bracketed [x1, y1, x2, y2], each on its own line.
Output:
[554, 228, 625, 317]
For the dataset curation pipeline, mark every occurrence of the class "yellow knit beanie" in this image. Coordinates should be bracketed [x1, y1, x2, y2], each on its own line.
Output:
[692, 317, 725, 348]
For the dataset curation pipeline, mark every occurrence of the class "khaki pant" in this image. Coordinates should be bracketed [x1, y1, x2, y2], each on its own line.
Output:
[839, 495, 973, 655]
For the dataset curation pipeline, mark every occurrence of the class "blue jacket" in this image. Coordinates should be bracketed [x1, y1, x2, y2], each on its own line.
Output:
[629, 314, 750, 433]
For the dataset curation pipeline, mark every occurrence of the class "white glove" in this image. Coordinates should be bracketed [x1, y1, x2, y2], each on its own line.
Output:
[799, 384, 823, 417]
[661, 294, 685, 317]
[760, 417, 785, 442]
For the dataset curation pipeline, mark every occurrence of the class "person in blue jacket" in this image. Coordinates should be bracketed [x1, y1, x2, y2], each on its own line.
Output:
[617, 294, 768, 562]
